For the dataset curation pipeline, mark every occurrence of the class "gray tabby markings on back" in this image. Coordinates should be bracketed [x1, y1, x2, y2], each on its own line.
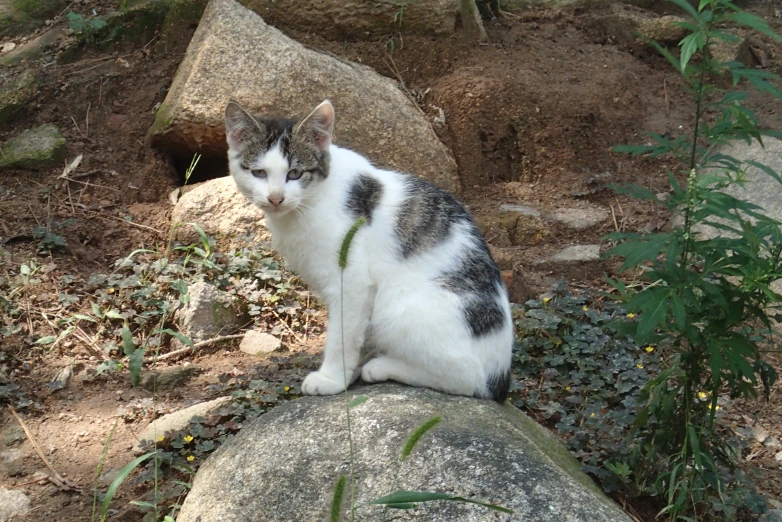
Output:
[438, 228, 506, 338]
[346, 174, 383, 223]
[394, 177, 472, 259]
[393, 176, 506, 338]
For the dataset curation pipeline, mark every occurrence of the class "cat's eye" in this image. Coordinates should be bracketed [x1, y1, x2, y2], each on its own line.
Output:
[287, 169, 302, 181]
[251, 169, 267, 178]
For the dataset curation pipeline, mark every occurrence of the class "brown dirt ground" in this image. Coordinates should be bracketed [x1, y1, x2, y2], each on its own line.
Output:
[1, 1, 781, 520]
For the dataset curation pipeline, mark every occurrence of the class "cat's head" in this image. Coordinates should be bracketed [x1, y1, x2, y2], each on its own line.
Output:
[224, 100, 334, 216]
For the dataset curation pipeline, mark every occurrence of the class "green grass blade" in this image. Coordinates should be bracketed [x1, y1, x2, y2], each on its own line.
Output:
[121, 326, 135, 356]
[401, 416, 441, 460]
[129, 348, 144, 387]
[100, 452, 156, 522]
[347, 395, 368, 409]
[153, 328, 195, 349]
[184, 222, 212, 256]
[365, 490, 513, 514]
[91, 419, 119, 522]
[330, 475, 347, 522]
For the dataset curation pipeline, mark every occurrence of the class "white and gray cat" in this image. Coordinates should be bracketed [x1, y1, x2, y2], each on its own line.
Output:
[225, 100, 513, 402]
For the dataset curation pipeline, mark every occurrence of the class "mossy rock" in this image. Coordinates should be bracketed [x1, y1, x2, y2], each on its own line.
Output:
[159, 0, 208, 49]
[0, 0, 69, 38]
[86, 0, 205, 52]
[95, 0, 172, 51]
[0, 69, 39, 125]
[0, 124, 66, 170]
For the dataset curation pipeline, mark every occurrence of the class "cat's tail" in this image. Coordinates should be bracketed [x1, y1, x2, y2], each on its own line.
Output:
[485, 367, 511, 404]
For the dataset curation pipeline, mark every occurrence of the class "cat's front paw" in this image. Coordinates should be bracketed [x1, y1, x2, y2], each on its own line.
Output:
[302, 371, 346, 395]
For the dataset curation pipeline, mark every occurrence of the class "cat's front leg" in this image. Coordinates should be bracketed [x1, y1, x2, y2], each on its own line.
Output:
[302, 282, 373, 396]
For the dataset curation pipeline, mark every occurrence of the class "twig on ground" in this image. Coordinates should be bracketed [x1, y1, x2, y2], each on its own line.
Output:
[268, 307, 305, 345]
[147, 334, 246, 362]
[610, 204, 619, 232]
[70, 117, 89, 140]
[664, 78, 670, 118]
[9, 406, 82, 493]
[382, 54, 427, 118]
[73, 327, 111, 361]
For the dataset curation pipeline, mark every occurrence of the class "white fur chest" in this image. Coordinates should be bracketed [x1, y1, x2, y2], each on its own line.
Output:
[265, 212, 344, 297]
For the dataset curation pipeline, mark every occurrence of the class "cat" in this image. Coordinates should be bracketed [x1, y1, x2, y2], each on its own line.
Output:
[224, 99, 513, 402]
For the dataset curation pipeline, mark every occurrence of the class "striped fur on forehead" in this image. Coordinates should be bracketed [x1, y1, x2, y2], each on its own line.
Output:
[239, 114, 330, 182]
[238, 116, 295, 166]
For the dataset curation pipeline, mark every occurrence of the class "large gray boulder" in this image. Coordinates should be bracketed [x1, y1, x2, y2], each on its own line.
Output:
[148, 0, 459, 193]
[697, 138, 782, 295]
[177, 384, 631, 521]
[717, 138, 782, 230]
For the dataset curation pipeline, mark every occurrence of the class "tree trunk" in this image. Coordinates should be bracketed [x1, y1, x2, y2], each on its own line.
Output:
[459, 0, 489, 43]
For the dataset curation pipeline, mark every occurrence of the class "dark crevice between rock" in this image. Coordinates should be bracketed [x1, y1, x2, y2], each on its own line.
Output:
[172, 152, 229, 186]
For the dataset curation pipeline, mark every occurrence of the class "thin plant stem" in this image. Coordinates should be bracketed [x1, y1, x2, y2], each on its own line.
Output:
[341, 270, 356, 522]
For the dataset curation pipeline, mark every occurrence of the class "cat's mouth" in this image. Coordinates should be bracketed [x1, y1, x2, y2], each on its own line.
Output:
[258, 202, 293, 216]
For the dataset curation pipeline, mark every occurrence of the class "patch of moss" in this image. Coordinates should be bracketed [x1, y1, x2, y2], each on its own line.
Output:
[96, 0, 172, 51]
[0, 0, 68, 36]
[0, 123, 67, 170]
[502, 402, 610, 498]
[149, 102, 174, 137]
[0, 70, 40, 125]
[12, 0, 67, 19]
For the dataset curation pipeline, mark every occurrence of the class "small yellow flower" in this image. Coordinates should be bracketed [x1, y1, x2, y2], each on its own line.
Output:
[543, 297, 551, 303]
[697, 392, 708, 400]
[645, 346, 654, 353]
[636, 363, 644, 369]
[565, 386, 571, 392]
[589, 412, 596, 418]
[187, 455, 196, 462]
[283, 386, 290, 392]
[627, 313, 635, 319]
[108, 288, 115, 294]
[707, 404, 721, 411]
[183, 435, 194, 443]
[582, 306, 589, 312]
[157, 435, 165, 442]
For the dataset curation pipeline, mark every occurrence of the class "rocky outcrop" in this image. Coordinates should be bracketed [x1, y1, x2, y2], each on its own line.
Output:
[0, 487, 30, 521]
[239, 330, 281, 355]
[170, 176, 268, 246]
[132, 396, 231, 454]
[149, 0, 459, 193]
[0, 124, 66, 170]
[177, 383, 631, 521]
[176, 281, 248, 342]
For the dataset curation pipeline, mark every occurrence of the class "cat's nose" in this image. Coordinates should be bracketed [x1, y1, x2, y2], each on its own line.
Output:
[268, 195, 285, 206]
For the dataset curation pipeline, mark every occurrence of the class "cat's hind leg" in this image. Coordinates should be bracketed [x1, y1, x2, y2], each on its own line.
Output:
[360, 354, 480, 397]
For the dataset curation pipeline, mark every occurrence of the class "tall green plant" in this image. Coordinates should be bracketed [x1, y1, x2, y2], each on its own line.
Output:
[606, 0, 782, 519]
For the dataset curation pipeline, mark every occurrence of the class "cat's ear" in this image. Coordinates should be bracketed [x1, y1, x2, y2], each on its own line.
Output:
[224, 101, 262, 150]
[298, 100, 334, 151]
